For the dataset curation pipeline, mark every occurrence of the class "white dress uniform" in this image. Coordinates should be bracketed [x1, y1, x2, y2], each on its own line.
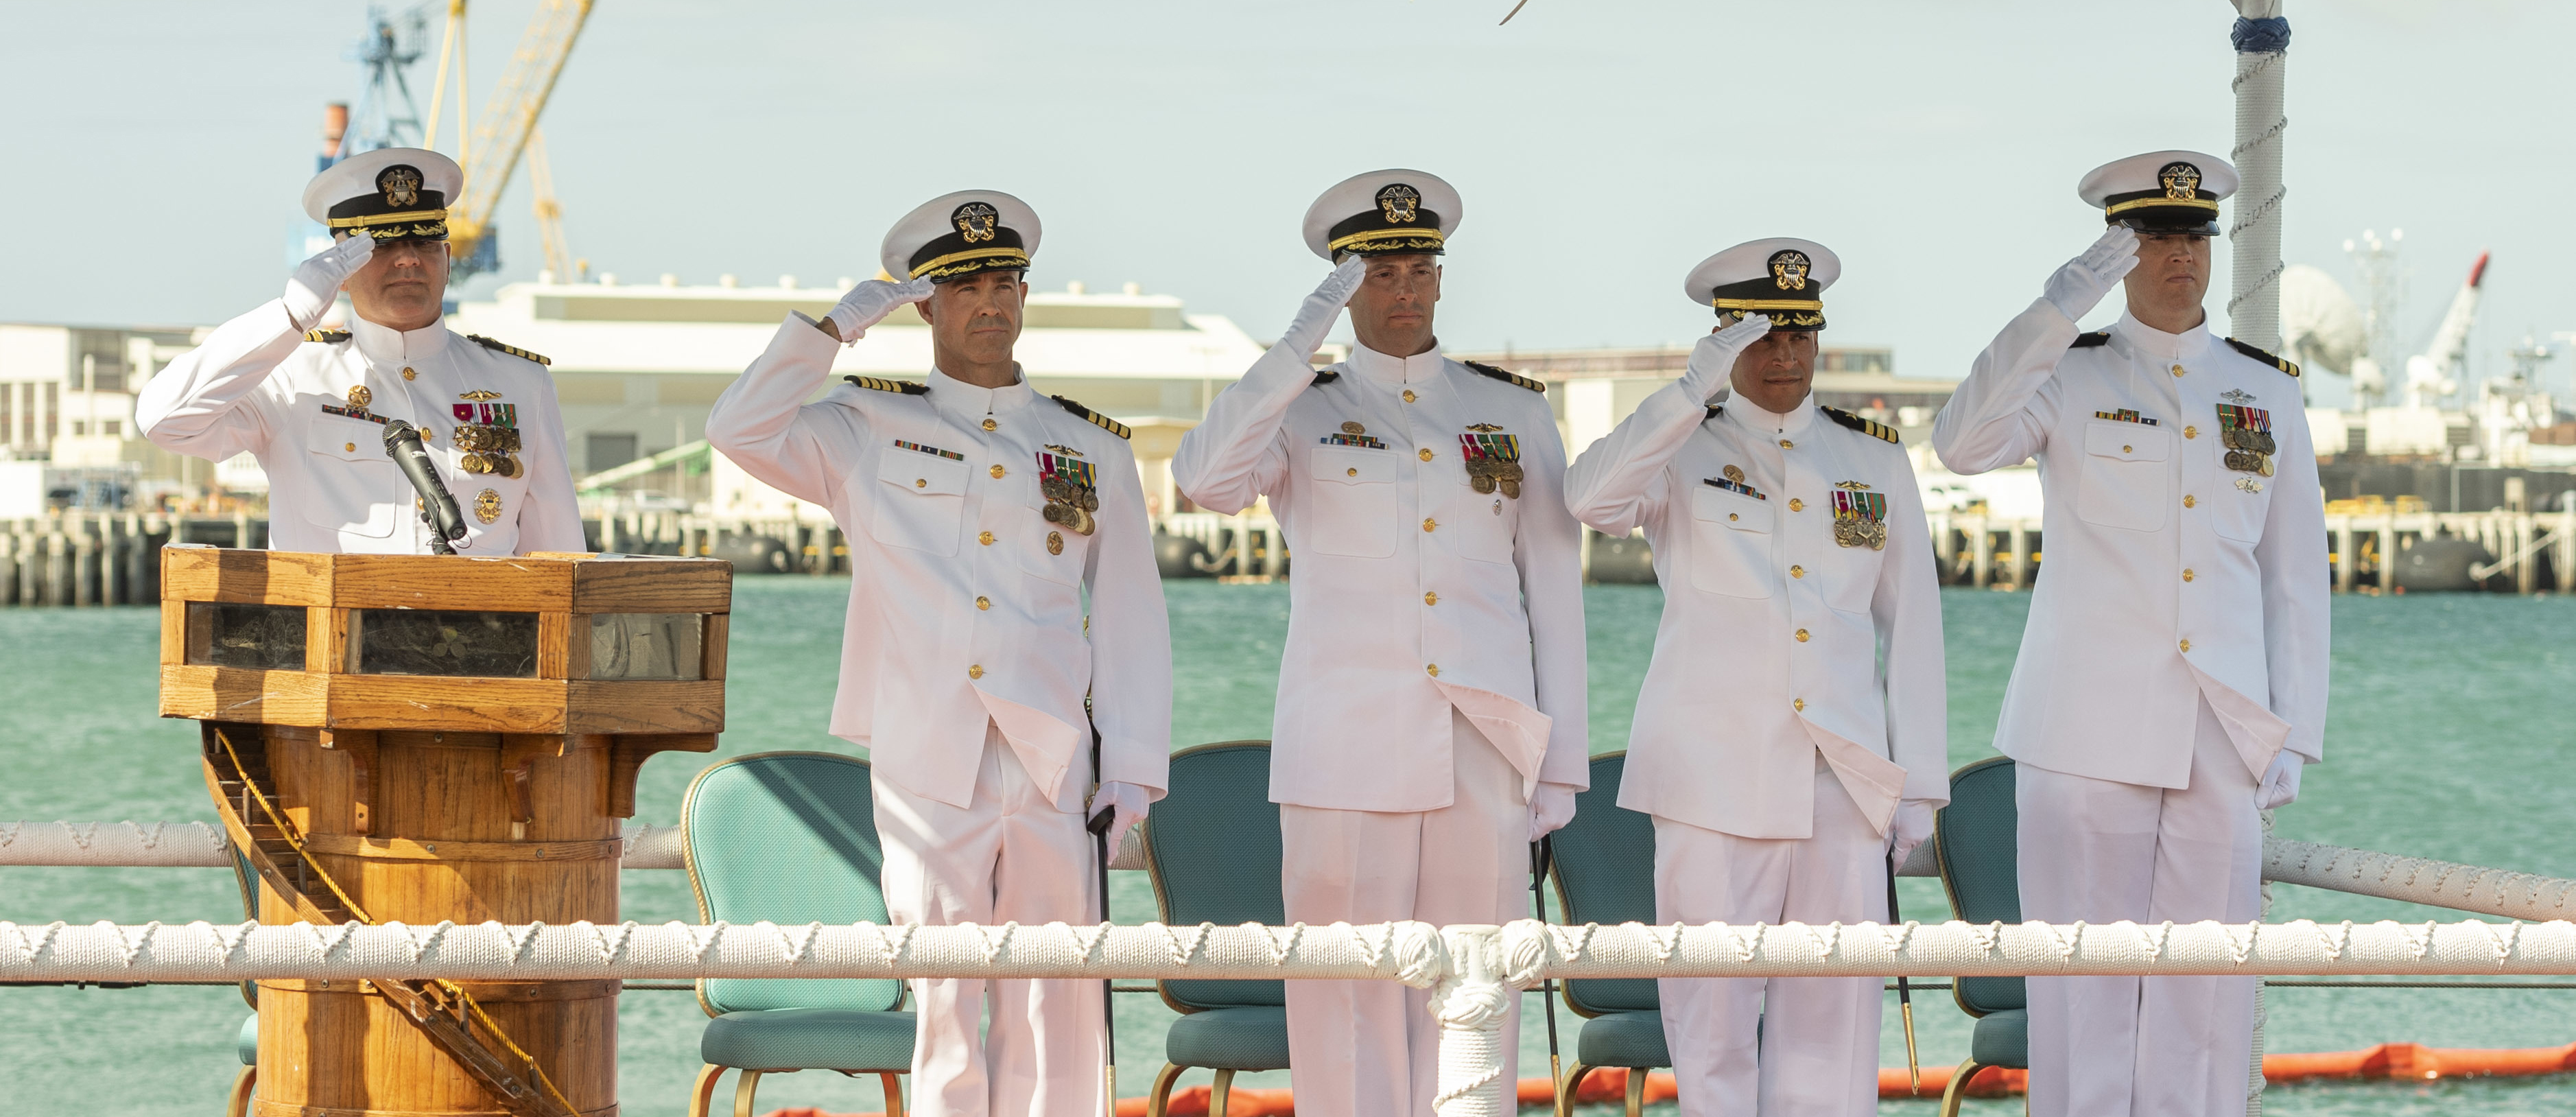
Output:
[137, 149, 583, 555]
[707, 190, 1171, 1117]
[1565, 241, 1946, 1117]
[1171, 170, 1587, 1117]
[1931, 153, 2328, 1117]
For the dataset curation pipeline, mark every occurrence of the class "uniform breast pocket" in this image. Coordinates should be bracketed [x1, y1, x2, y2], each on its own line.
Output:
[1688, 485, 1773, 598]
[1823, 528, 1885, 615]
[2210, 476, 2272, 543]
[873, 452, 970, 556]
[2077, 421, 2173, 533]
[1303, 448, 1399, 558]
[1019, 505, 1094, 587]
[305, 423, 401, 538]
[1453, 484, 1518, 565]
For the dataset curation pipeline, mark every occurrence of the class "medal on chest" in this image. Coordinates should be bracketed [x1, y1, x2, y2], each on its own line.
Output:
[1459, 425, 1524, 499]
[322, 384, 386, 425]
[2215, 395, 2277, 477]
[1830, 482, 1887, 550]
[451, 392, 524, 479]
[1038, 446, 1099, 538]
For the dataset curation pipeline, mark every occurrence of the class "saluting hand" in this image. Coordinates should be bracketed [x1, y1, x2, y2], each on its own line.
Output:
[1677, 313, 1774, 402]
[824, 276, 937, 343]
[2042, 226, 2141, 323]
[284, 234, 378, 331]
[1278, 255, 1369, 361]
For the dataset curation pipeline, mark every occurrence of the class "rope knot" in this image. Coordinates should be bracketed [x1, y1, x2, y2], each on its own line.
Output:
[2232, 15, 2291, 54]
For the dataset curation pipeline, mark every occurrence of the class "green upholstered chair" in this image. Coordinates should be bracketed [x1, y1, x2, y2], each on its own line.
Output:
[1142, 741, 1288, 1117]
[1933, 757, 2027, 1117]
[1544, 751, 1666, 1117]
[681, 751, 915, 1117]
[228, 851, 259, 1117]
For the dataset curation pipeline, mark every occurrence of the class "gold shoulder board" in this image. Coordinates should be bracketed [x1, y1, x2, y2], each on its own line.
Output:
[466, 333, 552, 366]
[1461, 359, 1546, 394]
[2225, 338, 2302, 377]
[1820, 405, 1901, 443]
[1052, 395, 1131, 439]
[303, 329, 351, 344]
[842, 375, 930, 395]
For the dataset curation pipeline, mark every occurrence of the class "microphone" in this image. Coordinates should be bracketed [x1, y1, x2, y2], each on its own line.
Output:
[381, 419, 467, 555]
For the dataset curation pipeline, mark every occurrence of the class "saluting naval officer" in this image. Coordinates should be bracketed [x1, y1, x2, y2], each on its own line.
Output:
[706, 190, 1170, 1117]
[1566, 240, 1946, 1117]
[1172, 169, 1587, 1117]
[1932, 152, 2328, 1117]
[137, 148, 583, 554]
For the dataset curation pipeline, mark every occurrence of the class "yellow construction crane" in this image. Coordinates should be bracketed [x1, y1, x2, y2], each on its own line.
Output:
[420, 0, 596, 277]
[526, 125, 582, 281]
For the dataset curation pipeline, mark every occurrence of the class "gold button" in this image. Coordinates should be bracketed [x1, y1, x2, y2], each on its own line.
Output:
[1791, 565, 1806, 578]
[421, 427, 434, 441]
[1347, 467, 1358, 477]
[990, 465, 1006, 479]
[2179, 639, 2192, 652]
[1779, 438, 1795, 449]
[1424, 591, 1439, 606]
[1426, 663, 1440, 677]
[1728, 513, 1739, 521]
[344, 442, 356, 452]
[978, 531, 995, 545]
[1795, 629, 1810, 642]
[2123, 445, 2134, 454]
[982, 418, 997, 431]
[401, 366, 416, 381]
[1788, 497, 1804, 512]
[1418, 447, 1434, 462]
[916, 478, 927, 488]
[2184, 568, 2196, 583]
[1793, 698, 1806, 712]
[2171, 364, 2187, 377]
[968, 664, 984, 679]
[2184, 425, 2199, 439]
[1422, 517, 1437, 532]
[2184, 494, 2197, 508]
[1402, 389, 1417, 403]
[976, 596, 991, 611]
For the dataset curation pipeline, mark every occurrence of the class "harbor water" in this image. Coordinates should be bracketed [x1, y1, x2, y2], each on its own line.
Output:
[1, 579, 2571, 1114]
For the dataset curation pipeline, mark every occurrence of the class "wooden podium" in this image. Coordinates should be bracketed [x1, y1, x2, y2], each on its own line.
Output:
[162, 547, 731, 1117]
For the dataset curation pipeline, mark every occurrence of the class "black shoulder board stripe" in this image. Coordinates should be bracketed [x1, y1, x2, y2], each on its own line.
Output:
[1310, 368, 1341, 386]
[466, 333, 552, 366]
[2070, 331, 2112, 349]
[1819, 405, 1900, 444]
[1705, 404, 1723, 420]
[843, 375, 930, 395]
[1461, 359, 1546, 394]
[2226, 337, 2302, 377]
[303, 329, 351, 344]
[1052, 395, 1131, 438]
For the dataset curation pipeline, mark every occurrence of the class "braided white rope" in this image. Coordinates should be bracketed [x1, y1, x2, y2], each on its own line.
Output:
[2227, 0, 2289, 352]
[0, 821, 233, 867]
[2266, 838, 2576, 921]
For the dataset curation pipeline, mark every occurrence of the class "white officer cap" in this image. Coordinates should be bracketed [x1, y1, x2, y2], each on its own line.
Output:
[879, 190, 1042, 283]
[2077, 150, 2238, 236]
[1681, 238, 1840, 332]
[301, 148, 462, 242]
[1302, 169, 1462, 263]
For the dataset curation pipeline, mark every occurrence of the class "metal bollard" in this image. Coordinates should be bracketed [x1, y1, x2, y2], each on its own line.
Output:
[46, 534, 71, 607]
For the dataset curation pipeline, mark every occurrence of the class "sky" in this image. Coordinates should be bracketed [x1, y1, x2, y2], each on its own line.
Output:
[2, 0, 2568, 400]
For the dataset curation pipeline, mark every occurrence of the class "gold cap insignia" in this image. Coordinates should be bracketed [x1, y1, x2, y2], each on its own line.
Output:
[1043, 443, 1084, 457]
[458, 390, 503, 401]
[2159, 161, 2202, 200]
[474, 488, 502, 524]
[346, 385, 373, 410]
[1376, 183, 1421, 224]
[378, 165, 423, 208]
[1465, 423, 1504, 432]
[1771, 250, 1811, 291]
[1723, 464, 1745, 483]
[953, 201, 1000, 244]
[1341, 421, 1367, 436]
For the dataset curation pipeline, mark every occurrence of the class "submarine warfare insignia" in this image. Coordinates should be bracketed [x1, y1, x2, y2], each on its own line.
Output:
[2221, 388, 2257, 404]
[1706, 463, 1765, 499]
[1458, 430, 1524, 498]
[2216, 402, 2277, 477]
[474, 488, 503, 525]
[1831, 487, 1889, 550]
[1321, 419, 1386, 449]
[1038, 449, 1100, 537]
[451, 399, 524, 479]
[460, 389, 503, 401]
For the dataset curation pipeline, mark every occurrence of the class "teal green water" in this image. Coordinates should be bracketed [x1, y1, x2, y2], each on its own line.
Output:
[1, 581, 2571, 1114]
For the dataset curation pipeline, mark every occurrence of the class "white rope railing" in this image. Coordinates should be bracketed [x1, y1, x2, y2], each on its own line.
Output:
[2267, 838, 2576, 921]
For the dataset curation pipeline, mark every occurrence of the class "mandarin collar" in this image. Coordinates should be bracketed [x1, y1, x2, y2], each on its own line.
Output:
[1718, 391, 1817, 438]
[2113, 310, 2213, 361]
[350, 315, 451, 363]
[1349, 341, 1445, 386]
[931, 364, 1035, 419]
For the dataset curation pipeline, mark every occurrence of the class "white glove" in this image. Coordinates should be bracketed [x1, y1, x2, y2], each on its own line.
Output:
[2255, 752, 2306, 810]
[1675, 313, 1774, 402]
[2042, 226, 2140, 323]
[1887, 798, 1938, 869]
[284, 235, 377, 331]
[1277, 255, 1368, 360]
[1091, 780, 1153, 859]
[824, 277, 936, 342]
[1528, 781, 1581, 842]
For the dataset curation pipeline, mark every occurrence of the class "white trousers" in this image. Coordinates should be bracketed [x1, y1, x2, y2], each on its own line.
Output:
[1654, 762, 1886, 1117]
[2018, 695, 2262, 1117]
[875, 724, 1104, 1117]
[1281, 710, 1526, 1117]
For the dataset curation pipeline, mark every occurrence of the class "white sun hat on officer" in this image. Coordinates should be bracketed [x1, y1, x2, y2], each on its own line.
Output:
[1682, 238, 1841, 332]
[2078, 150, 2238, 236]
[879, 190, 1042, 283]
[302, 147, 461, 243]
[1302, 169, 1462, 262]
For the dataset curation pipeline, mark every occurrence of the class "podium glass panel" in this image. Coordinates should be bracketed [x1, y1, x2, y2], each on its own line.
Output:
[182, 602, 307, 670]
[585, 613, 707, 681]
[351, 609, 542, 677]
